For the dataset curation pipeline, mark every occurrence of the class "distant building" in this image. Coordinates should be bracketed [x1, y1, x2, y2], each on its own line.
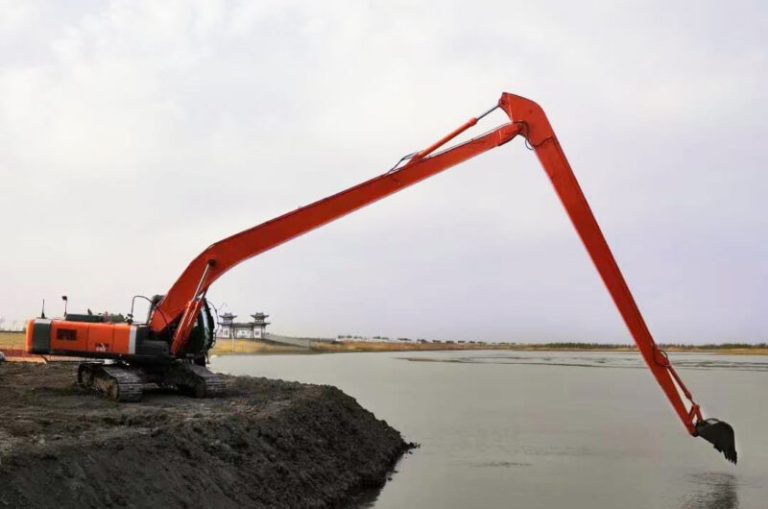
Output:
[217, 312, 270, 339]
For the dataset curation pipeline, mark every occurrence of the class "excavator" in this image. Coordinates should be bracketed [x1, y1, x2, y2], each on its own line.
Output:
[25, 92, 737, 463]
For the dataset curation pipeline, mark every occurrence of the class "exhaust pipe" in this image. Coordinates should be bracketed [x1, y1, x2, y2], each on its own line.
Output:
[696, 419, 737, 464]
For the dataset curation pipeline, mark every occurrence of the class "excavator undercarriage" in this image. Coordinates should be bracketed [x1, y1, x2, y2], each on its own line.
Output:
[77, 361, 226, 402]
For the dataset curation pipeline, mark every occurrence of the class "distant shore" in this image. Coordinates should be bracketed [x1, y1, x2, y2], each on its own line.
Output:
[210, 338, 768, 356]
[2, 331, 766, 358]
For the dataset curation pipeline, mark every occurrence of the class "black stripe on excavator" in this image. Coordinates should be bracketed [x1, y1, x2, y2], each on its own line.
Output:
[30, 319, 52, 354]
[130, 324, 170, 357]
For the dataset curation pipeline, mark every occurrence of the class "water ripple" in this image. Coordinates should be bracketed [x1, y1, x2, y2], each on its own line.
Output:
[400, 354, 768, 372]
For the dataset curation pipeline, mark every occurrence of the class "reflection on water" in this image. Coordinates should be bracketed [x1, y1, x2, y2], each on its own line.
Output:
[681, 473, 739, 509]
[401, 353, 768, 372]
[473, 460, 533, 468]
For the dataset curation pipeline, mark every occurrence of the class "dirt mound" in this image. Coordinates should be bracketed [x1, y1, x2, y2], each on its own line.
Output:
[0, 362, 411, 508]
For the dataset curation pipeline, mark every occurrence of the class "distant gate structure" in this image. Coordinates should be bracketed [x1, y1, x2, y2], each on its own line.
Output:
[217, 312, 270, 340]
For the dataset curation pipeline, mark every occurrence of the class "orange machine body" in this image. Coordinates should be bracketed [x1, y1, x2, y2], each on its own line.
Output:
[26, 319, 138, 358]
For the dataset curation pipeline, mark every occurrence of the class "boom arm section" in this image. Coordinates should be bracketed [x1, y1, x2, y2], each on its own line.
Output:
[152, 92, 735, 462]
[151, 121, 523, 338]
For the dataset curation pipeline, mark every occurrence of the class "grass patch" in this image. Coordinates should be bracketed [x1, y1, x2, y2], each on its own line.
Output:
[211, 339, 308, 355]
[0, 331, 25, 350]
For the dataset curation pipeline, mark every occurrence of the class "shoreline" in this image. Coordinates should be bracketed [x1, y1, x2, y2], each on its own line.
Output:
[213, 340, 768, 356]
[3, 332, 767, 360]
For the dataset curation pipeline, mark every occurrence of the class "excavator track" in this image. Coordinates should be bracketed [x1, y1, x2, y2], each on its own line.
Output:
[76, 362, 225, 401]
[187, 364, 227, 397]
[165, 363, 227, 398]
[78, 363, 144, 402]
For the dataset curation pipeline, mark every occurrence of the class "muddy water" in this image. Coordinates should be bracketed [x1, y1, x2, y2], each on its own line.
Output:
[212, 351, 767, 508]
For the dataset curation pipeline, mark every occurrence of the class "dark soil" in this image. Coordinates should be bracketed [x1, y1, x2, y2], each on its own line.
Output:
[0, 362, 412, 508]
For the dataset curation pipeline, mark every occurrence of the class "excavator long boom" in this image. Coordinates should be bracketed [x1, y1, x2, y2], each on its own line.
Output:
[151, 119, 523, 338]
[153, 92, 736, 463]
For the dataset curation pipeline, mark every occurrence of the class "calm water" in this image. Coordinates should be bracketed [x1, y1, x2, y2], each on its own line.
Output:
[211, 351, 767, 508]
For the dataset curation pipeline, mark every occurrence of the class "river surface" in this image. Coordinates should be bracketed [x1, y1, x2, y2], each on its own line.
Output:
[211, 351, 767, 508]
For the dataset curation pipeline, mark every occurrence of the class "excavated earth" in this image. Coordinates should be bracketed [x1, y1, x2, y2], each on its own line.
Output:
[0, 362, 412, 508]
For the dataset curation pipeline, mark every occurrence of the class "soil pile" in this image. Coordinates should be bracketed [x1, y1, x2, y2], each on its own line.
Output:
[0, 362, 411, 508]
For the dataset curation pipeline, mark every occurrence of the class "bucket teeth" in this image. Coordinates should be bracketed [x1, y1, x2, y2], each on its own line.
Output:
[696, 419, 737, 464]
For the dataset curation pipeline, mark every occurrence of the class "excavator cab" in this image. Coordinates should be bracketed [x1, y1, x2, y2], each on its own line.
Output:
[184, 299, 216, 365]
[142, 294, 216, 362]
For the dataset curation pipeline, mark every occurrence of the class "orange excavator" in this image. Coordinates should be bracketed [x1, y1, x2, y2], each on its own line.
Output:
[25, 92, 736, 463]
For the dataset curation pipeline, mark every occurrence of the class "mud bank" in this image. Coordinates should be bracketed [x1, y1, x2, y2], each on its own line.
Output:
[0, 363, 411, 508]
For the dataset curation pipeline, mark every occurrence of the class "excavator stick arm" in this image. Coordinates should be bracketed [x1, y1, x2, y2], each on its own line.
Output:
[499, 93, 694, 430]
[499, 93, 736, 462]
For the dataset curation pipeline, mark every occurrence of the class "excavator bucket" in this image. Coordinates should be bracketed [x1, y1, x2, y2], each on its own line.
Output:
[696, 419, 737, 464]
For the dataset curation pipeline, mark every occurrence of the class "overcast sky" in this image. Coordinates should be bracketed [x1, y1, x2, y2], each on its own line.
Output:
[0, 0, 765, 342]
